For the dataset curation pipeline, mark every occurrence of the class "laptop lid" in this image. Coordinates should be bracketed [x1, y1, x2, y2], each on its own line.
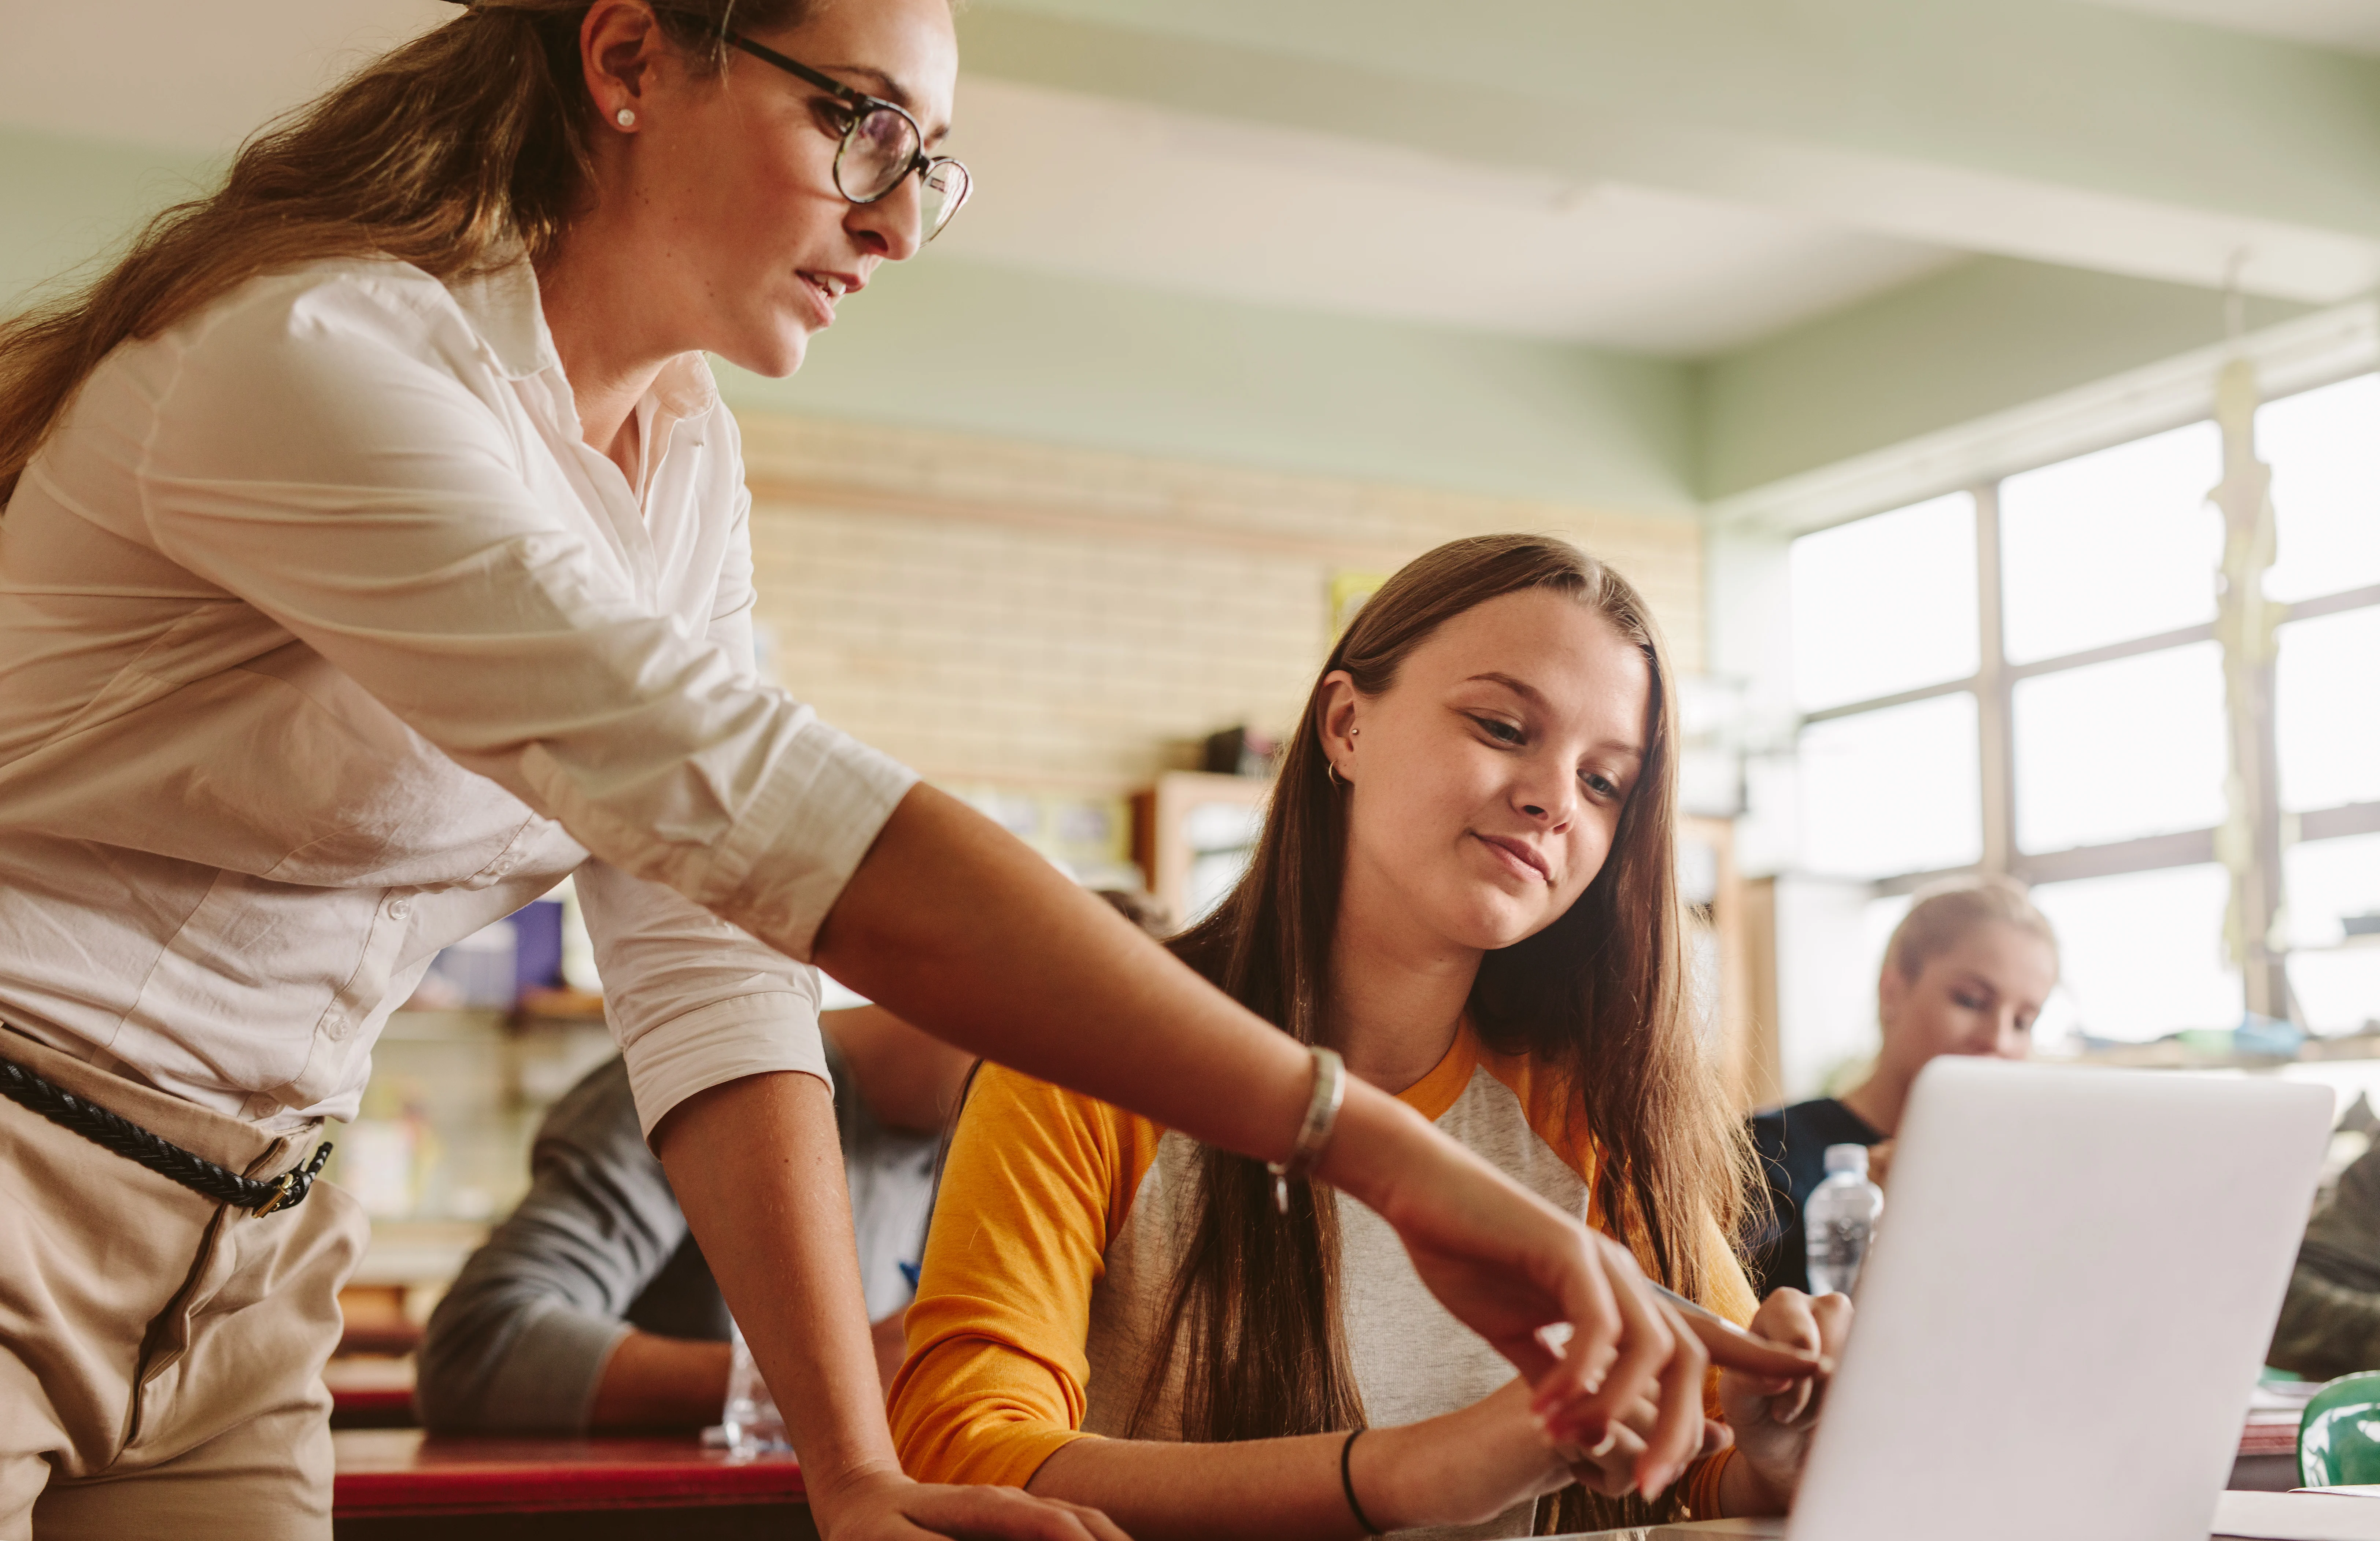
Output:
[1785, 1058, 2331, 1541]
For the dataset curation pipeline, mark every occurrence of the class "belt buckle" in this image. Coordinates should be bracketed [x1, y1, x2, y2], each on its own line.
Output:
[253, 1168, 303, 1216]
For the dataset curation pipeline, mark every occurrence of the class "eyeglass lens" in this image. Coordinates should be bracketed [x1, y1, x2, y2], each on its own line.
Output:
[835, 105, 970, 238]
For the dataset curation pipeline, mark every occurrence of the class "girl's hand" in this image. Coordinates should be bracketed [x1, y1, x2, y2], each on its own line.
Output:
[1714, 1288, 1853, 1514]
[1338, 1097, 1822, 1497]
[1353, 1378, 1574, 1530]
[1553, 1397, 1733, 1500]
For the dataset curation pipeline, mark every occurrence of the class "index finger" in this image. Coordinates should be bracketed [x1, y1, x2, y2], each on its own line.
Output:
[1674, 1303, 1831, 1380]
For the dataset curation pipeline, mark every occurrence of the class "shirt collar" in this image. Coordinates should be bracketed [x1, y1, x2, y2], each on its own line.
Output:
[443, 258, 559, 381]
[441, 258, 720, 421]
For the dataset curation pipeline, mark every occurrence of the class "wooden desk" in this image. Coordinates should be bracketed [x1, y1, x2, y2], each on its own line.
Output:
[333, 1429, 812, 1541]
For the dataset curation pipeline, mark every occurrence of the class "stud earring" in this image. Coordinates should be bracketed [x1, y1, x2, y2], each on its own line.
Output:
[616, 107, 636, 128]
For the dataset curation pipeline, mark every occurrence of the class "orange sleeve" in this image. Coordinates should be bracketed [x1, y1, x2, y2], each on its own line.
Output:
[887, 1062, 1163, 1488]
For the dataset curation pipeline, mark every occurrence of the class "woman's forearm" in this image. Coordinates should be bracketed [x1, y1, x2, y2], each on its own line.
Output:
[652, 1071, 896, 1521]
[812, 785, 1317, 1162]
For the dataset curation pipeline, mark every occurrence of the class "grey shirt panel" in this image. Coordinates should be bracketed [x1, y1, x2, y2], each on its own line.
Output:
[2271, 1138, 2380, 1379]
[415, 1041, 939, 1434]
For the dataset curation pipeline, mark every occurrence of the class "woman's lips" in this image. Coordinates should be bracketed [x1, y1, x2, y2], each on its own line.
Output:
[1474, 833, 1552, 883]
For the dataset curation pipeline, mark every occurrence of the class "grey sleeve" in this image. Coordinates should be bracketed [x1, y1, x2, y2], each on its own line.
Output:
[414, 1057, 694, 1434]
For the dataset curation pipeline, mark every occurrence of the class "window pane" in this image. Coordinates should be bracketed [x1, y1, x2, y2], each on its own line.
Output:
[2285, 833, 2380, 1036]
[2000, 422, 2222, 664]
[2277, 605, 2380, 814]
[1798, 693, 1980, 879]
[1790, 493, 1977, 711]
[2028, 864, 2240, 1042]
[2260, 373, 2380, 604]
[2012, 640, 2226, 853]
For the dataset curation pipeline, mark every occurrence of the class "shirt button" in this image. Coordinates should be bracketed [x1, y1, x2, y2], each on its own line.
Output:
[492, 856, 515, 876]
[387, 896, 412, 920]
[324, 1009, 349, 1040]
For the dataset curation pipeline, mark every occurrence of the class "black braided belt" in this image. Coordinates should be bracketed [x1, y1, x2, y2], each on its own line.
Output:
[0, 1056, 332, 1215]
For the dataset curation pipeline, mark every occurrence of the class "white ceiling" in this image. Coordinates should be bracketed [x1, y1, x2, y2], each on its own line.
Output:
[933, 78, 1963, 354]
[2066, 0, 2380, 54]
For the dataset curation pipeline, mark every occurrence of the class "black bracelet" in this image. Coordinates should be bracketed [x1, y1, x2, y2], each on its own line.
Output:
[1340, 1427, 1382, 1536]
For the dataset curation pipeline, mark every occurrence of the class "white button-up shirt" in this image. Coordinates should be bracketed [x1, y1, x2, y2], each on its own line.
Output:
[0, 256, 915, 1134]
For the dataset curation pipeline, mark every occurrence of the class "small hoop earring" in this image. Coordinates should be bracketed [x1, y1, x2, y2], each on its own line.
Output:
[1326, 760, 1344, 788]
[615, 107, 637, 128]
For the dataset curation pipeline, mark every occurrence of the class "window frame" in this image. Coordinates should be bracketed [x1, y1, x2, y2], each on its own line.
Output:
[1790, 381, 2380, 993]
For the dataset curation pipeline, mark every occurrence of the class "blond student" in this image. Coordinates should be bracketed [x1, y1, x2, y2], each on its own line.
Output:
[0, 5, 1811, 1536]
[1744, 877, 2060, 1298]
[890, 537, 1847, 1539]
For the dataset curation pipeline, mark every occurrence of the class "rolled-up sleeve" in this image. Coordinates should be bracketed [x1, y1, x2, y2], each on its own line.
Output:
[114, 264, 913, 1021]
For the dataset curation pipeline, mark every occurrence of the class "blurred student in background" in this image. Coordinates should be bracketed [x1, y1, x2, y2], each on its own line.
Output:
[1744, 877, 2059, 1299]
[890, 536, 1840, 1538]
[2269, 1138, 2380, 1381]
[417, 1003, 962, 1433]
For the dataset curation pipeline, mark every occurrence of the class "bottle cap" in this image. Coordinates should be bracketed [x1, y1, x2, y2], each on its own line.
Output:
[1824, 1143, 1871, 1176]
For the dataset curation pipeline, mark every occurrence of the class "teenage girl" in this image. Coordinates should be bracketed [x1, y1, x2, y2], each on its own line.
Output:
[891, 536, 1847, 1538]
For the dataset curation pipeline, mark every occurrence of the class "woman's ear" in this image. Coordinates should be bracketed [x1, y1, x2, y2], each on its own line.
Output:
[1316, 670, 1361, 784]
[581, 0, 664, 129]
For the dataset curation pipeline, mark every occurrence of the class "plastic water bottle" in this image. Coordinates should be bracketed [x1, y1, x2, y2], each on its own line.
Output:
[721, 1321, 792, 1457]
[1804, 1143, 1884, 1298]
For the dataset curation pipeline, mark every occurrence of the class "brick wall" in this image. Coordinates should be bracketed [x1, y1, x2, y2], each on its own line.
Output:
[740, 413, 1704, 792]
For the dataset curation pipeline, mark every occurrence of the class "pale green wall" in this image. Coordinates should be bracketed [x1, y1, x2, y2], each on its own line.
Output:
[0, 127, 212, 311]
[1693, 257, 2312, 499]
[716, 256, 1697, 511]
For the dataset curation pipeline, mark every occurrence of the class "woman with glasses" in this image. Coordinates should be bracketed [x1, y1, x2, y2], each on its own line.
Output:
[0, 3, 1814, 1538]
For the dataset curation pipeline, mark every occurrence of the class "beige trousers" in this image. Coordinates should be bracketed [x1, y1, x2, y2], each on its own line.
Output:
[0, 1027, 366, 1541]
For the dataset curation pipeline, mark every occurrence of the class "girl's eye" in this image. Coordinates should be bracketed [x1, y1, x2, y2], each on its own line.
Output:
[1580, 771, 1619, 799]
[1954, 990, 1989, 1010]
[1472, 716, 1523, 745]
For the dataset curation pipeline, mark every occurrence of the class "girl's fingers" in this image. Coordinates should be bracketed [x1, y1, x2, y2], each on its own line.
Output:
[1528, 1232, 1625, 1419]
[1542, 1248, 1673, 1449]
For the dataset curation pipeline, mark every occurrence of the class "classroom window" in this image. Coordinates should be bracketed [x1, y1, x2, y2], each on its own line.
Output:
[1797, 693, 1981, 880]
[1790, 492, 1978, 711]
[1780, 372, 2380, 1068]
[2284, 833, 2380, 1036]
[2026, 864, 2241, 1042]
[2276, 605, 2380, 814]
[2011, 640, 2228, 854]
[2259, 373, 2380, 605]
[1998, 422, 2222, 664]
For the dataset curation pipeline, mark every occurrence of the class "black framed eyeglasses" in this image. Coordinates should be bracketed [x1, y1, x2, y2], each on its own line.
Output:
[726, 33, 971, 241]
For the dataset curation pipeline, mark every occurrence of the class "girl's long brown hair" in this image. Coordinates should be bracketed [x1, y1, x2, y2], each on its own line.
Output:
[1133, 534, 1751, 1524]
[0, 0, 799, 508]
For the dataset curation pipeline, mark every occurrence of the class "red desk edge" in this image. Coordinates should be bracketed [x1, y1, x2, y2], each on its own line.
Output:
[333, 1431, 805, 1516]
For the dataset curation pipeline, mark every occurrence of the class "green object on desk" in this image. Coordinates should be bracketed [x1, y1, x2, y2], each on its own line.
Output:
[2298, 1371, 2380, 1486]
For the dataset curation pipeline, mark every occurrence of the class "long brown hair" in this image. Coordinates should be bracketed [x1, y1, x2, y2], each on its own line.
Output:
[0, 0, 799, 507]
[1134, 535, 1749, 1488]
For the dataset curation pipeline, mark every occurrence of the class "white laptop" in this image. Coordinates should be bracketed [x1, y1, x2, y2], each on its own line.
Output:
[1655, 1057, 2332, 1541]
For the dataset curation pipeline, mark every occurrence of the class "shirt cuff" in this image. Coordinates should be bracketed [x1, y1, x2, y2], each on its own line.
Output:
[718, 719, 918, 962]
[480, 1304, 634, 1434]
[621, 991, 832, 1139]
